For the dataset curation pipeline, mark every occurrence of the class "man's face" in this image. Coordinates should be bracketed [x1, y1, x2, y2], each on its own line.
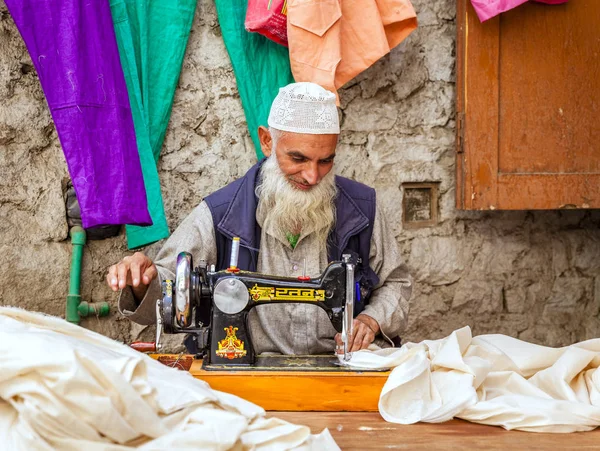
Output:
[269, 131, 338, 191]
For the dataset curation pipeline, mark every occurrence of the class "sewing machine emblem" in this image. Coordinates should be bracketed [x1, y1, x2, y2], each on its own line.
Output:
[215, 326, 247, 360]
[249, 284, 325, 302]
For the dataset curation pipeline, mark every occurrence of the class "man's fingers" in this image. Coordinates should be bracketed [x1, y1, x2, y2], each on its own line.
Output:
[117, 261, 130, 289]
[142, 264, 157, 285]
[350, 328, 366, 352]
[130, 261, 141, 287]
[334, 333, 343, 354]
[335, 332, 354, 354]
[107, 265, 119, 291]
[347, 319, 363, 349]
[336, 320, 364, 354]
[334, 333, 343, 346]
[336, 324, 375, 354]
[351, 318, 363, 338]
[106, 253, 153, 293]
[361, 331, 374, 350]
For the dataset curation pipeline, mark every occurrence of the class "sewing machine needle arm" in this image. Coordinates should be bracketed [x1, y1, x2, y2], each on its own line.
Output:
[155, 299, 163, 351]
[342, 255, 355, 362]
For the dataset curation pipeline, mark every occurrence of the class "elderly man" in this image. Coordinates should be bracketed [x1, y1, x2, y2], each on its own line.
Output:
[108, 82, 412, 354]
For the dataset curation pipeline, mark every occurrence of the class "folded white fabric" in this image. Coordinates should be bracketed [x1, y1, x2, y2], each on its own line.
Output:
[0, 307, 339, 450]
[344, 326, 600, 432]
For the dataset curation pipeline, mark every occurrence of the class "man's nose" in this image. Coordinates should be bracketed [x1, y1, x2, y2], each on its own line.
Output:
[302, 165, 320, 185]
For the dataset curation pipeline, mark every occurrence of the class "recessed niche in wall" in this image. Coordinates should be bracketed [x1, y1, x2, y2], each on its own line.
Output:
[402, 182, 440, 229]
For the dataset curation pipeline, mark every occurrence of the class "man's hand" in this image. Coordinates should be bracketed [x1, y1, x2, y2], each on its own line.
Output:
[334, 314, 380, 353]
[106, 252, 157, 301]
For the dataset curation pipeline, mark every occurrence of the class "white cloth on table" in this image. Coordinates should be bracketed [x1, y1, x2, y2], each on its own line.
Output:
[344, 326, 600, 433]
[0, 307, 339, 450]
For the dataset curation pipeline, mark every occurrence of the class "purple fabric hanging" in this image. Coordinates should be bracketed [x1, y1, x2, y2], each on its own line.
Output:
[5, 0, 152, 229]
[471, 0, 569, 23]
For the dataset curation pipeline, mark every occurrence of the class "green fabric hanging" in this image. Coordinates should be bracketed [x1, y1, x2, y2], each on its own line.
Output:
[214, 0, 295, 160]
[145, 1, 197, 162]
[110, 0, 197, 249]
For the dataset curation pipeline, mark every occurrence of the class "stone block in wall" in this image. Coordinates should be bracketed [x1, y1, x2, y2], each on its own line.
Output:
[573, 232, 600, 277]
[504, 285, 527, 314]
[343, 97, 398, 132]
[422, 24, 455, 83]
[396, 82, 454, 130]
[542, 277, 594, 326]
[409, 236, 466, 286]
[451, 279, 502, 313]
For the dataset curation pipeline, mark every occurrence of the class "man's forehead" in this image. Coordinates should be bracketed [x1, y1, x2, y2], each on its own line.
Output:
[277, 132, 338, 158]
[278, 130, 338, 144]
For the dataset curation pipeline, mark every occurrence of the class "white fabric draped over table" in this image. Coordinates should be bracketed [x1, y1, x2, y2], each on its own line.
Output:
[4, 304, 599, 449]
[0, 307, 339, 450]
[345, 326, 600, 433]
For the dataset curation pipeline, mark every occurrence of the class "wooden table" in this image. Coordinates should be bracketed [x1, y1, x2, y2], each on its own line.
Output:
[272, 412, 600, 450]
[151, 355, 600, 449]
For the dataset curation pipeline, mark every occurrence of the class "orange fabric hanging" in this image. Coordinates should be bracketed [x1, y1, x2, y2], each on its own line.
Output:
[287, 0, 418, 103]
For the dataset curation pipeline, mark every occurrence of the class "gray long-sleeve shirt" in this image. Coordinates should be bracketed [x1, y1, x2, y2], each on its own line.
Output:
[119, 199, 412, 354]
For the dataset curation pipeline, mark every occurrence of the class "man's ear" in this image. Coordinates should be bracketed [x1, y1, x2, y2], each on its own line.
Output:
[258, 126, 272, 157]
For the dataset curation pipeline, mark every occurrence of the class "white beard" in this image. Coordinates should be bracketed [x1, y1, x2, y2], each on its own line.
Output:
[256, 153, 337, 244]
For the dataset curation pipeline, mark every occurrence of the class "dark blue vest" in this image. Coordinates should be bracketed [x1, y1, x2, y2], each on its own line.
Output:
[204, 160, 380, 315]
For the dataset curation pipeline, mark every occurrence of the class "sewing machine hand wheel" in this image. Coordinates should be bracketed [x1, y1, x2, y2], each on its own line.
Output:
[160, 252, 211, 335]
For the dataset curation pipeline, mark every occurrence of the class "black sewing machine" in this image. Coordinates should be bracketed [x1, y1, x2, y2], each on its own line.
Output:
[148, 237, 370, 371]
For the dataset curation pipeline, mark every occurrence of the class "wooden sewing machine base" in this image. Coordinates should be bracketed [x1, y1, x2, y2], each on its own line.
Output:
[152, 354, 389, 411]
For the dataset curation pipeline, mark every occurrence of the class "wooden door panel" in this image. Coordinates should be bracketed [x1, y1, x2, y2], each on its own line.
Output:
[499, 1, 600, 174]
[498, 174, 600, 209]
[457, 0, 600, 210]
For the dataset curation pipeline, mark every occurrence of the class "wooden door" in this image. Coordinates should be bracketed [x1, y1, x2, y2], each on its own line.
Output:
[457, 0, 600, 210]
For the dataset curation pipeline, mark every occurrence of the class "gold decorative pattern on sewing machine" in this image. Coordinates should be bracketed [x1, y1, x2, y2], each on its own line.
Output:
[248, 284, 325, 302]
[215, 326, 247, 360]
[164, 280, 172, 296]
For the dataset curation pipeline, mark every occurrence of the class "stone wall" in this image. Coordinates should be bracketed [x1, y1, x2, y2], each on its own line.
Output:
[0, 0, 598, 349]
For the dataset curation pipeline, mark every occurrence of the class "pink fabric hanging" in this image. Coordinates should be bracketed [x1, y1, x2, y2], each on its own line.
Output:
[246, 0, 289, 47]
[471, 0, 569, 23]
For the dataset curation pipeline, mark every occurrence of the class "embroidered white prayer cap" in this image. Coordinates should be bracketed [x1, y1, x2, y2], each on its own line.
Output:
[268, 82, 340, 134]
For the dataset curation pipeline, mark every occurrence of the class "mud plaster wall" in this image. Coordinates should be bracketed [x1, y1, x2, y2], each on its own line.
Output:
[1, 0, 599, 350]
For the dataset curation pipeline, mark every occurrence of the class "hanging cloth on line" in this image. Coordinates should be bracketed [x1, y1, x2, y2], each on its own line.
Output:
[4, 0, 151, 230]
[470, 0, 570, 23]
[110, 0, 197, 249]
[287, 0, 418, 103]
[215, 0, 295, 160]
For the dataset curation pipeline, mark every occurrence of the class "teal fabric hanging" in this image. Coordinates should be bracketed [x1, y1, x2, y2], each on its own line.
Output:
[214, 0, 295, 159]
[110, 0, 197, 249]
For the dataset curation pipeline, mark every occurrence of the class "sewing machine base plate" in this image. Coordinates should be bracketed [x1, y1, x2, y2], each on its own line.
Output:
[201, 354, 389, 372]
[189, 355, 390, 411]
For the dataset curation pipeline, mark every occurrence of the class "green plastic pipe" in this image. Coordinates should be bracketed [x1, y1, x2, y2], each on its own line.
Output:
[66, 226, 110, 323]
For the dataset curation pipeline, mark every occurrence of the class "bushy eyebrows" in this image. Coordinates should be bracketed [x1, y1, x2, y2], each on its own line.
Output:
[285, 150, 336, 161]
